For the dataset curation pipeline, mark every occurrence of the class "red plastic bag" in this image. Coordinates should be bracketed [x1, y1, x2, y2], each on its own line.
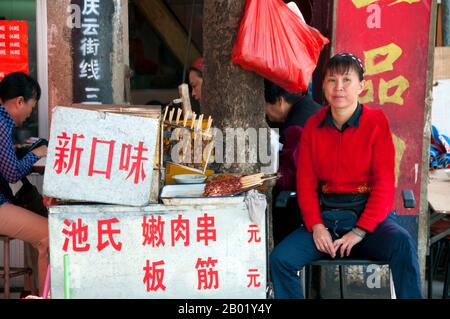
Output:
[232, 0, 329, 93]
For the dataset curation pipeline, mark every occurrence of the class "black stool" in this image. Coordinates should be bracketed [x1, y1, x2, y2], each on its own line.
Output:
[304, 258, 393, 299]
[428, 218, 450, 299]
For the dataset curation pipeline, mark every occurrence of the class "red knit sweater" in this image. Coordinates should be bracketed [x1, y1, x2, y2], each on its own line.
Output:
[296, 105, 395, 232]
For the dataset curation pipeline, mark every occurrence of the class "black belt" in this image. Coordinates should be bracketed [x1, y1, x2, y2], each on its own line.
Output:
[319, 192, 369, 216]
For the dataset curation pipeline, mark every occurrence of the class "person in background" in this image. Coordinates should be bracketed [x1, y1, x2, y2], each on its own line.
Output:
[0, 72, 48, 295]
[264, 79, 322, 244]
[189, 57, 204, 104]
[264, 79, 322, 191]
[269, 53, 422, 299]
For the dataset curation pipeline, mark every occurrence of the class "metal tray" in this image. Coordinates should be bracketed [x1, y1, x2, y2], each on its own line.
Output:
[160, 184, 244, 205]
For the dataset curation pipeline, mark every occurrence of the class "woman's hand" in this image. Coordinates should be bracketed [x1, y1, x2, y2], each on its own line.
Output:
[31, 145, 47, 158]
[333, 229, 365, 258]
[312, 224, 337, 258]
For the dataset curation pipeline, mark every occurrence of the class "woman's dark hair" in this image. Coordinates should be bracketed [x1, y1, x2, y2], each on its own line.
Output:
[0, 72, 41, 103]
[322, 53, 365, 81]
[264, 79, 304, 105]
[189, 67, 202, 78]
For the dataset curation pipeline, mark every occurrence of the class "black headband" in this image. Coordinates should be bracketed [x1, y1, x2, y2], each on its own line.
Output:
[336, 53, 365, 75]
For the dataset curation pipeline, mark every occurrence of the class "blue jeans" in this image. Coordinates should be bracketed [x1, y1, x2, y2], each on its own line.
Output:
[269, 213, 422, 299]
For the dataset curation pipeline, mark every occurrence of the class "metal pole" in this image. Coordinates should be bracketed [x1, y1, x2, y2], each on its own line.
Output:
[182, 0, 196, 84]
[443, 0, 450, 45]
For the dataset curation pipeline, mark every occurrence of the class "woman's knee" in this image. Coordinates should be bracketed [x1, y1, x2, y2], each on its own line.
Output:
[270, 246, 289, 269]
[34, 234, 49, 255]
[34, 218, 49, 254]
[270, 245, 306, 271]
[388, 228, 417, 254]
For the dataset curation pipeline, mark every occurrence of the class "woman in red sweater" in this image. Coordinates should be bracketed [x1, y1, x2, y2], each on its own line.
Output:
[270, 53, 422, 299]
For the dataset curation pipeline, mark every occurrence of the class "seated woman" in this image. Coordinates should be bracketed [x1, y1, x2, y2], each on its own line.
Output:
[0, 72, 48, 295]
[269, 53, 422, 299]
[264, 79, 321, 243]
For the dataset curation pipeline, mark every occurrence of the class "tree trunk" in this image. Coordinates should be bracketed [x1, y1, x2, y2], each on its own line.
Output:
[202, 1, 273, 252]
[202, 0, 267, 174]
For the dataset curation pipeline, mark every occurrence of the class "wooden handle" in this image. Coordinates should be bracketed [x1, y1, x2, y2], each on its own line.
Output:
[162, 106, 169, 123]
[205, 116, 213, 136]
[202, 141, 213, 174]
[183, 110, 190, 127]
[190, 112, 197, 129]
[175, 108, 182, 125]
[168, 108, 175, 123]
[241, 175, 278, 189]
[178, 83, 192, 115]
[197, 114, 204, 132]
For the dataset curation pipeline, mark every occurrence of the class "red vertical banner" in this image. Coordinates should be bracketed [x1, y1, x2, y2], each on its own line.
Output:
[334, 0, 433, 215]
[0, 20, 29, 80]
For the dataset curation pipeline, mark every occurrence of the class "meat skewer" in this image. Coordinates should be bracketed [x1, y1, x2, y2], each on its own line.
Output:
[203, 173, 278, 197]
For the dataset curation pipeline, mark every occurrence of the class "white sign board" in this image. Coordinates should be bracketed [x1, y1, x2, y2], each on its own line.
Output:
[48, 203, 267, 299]
[43, 106, 158, 206]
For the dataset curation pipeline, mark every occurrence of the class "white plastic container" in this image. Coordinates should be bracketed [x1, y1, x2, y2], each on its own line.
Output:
[160, 184, 244, 205]
[172, 174, 206, 184]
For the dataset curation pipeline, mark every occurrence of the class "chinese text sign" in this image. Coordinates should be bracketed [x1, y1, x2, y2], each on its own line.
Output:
[0, 20, 28, 80]
[44, 107, 158, 206]
[48, 203, 267, 299]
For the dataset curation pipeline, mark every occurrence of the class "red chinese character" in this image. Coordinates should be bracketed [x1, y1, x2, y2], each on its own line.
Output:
[196, 214, 216, 246]
[53, 132, 85, 176]
[247, 224, 261, 243]
[119, 141, 149, 184]
[171, 214, 190, 247]
[247, 268, 261, 288]
[88, 138, 116, 179]
[62, 218, 90, 252]
[119, 144, 132, 170]
[143, 259, 166, 292]
[142, 216, 165, 247]
[195, 257, 219, 290]
[97, 218, 122, 252]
